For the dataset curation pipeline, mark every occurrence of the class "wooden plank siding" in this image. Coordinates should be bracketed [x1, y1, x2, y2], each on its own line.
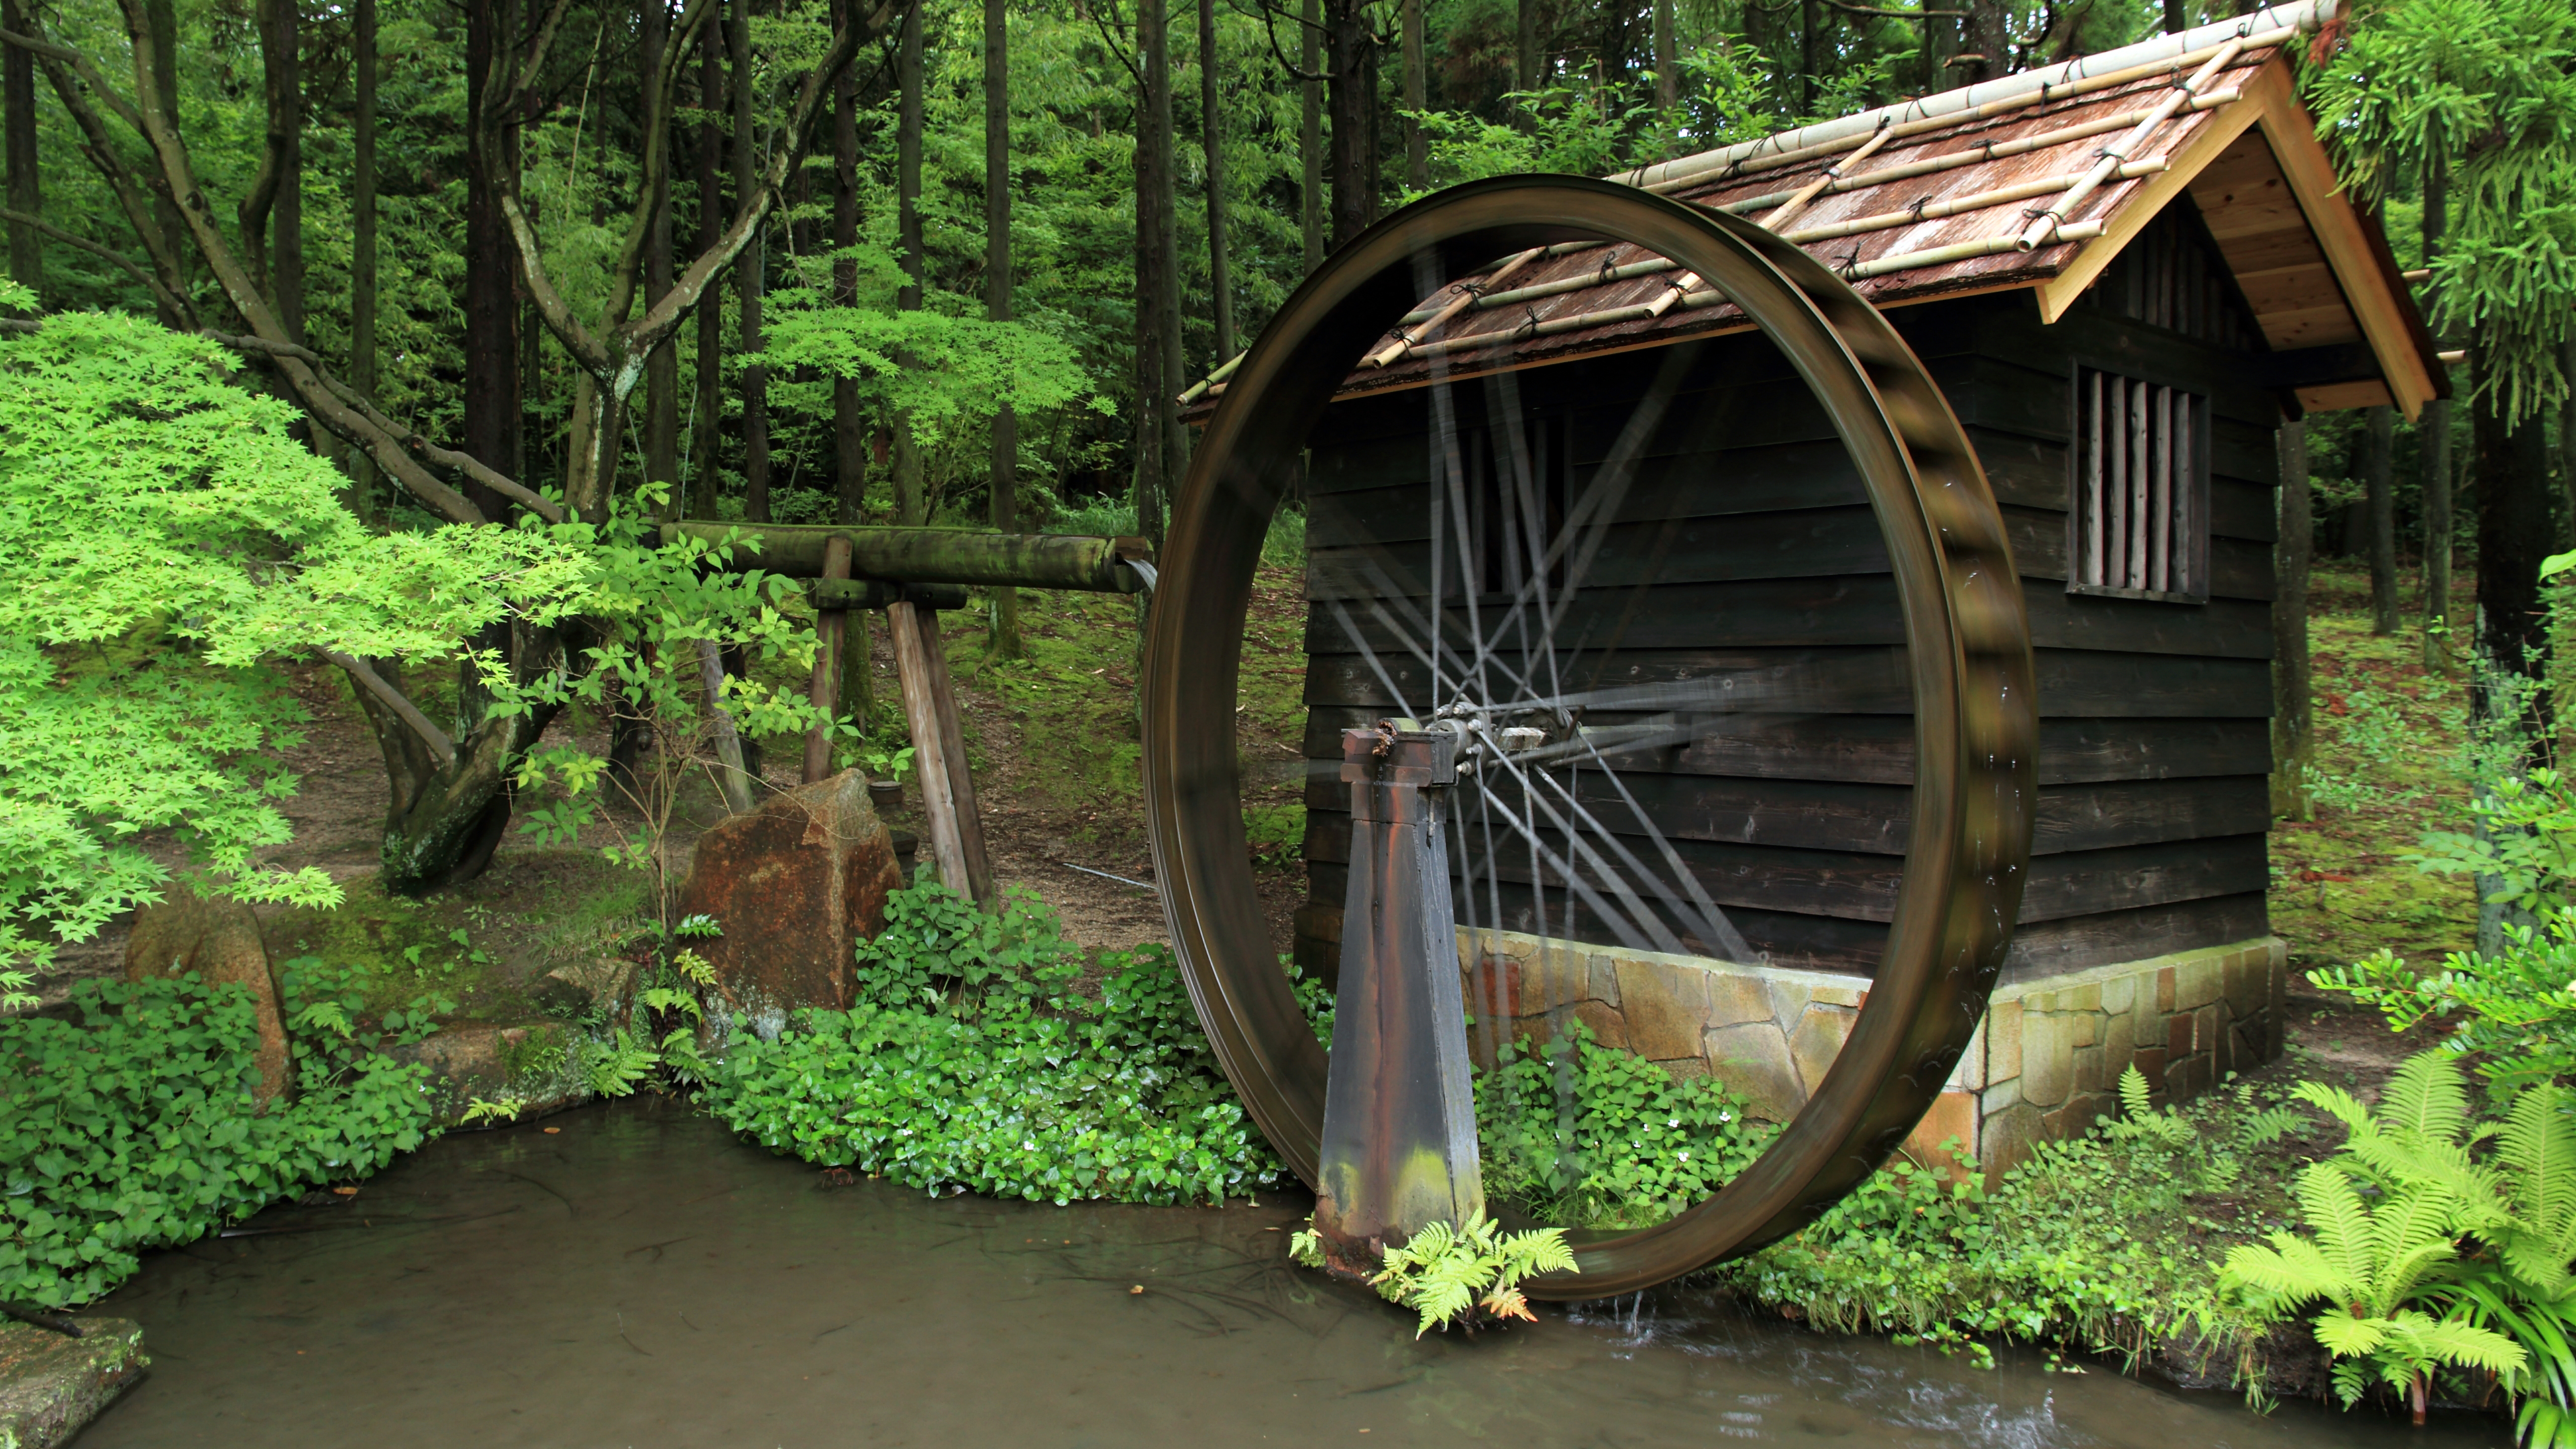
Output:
[1295, 214, 2273, 977]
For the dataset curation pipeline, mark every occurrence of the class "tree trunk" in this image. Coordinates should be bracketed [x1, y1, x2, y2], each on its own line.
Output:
[1134, 0, 1177, 547]
[2423, 398, 2455, 667]
[1799, 0, 1817, 117]
[2164, 0, 2186, 33]
[1515, 0, 1538, 94]
[146, 0, 183, 325]
[985, 0, 1022, 657]
[1964, 0, 2008, 83]
[2272, 418, 2313, 821]
[1323, 0, 1377, 250]
[831, 0, 869, 718]
[2421, 150, 2453, 673]
[1403, 0, 1426, 191]
[1198, 0, 1236, 364]
[894, 0, 925, 526]
[1651, 0, 1675, 120]
[643, 0, 680, 513]
[1, 0, 37, 300]
[463, 0, 522, 519]
[264, 0, 305, 343]
[2473, 377, 2554, 742]
[730, 0, 770, 524]
[350, 0, 378, 519]
[688, 5, 724, 519]
[2366, 403, 2398, 633]
[1301, 0, 1322, 273]
[833, 0, 863, 528]
[355, 641, 568, 894]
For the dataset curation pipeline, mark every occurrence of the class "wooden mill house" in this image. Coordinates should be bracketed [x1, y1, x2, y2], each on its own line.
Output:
[1196, 1, 2440, 1173]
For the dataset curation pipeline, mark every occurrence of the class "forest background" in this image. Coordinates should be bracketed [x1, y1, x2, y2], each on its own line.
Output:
[2, 0, 2571, 999]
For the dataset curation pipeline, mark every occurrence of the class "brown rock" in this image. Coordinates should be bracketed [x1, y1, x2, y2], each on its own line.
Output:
[676, 769, 903, 1034]
[124, 881, 290, 1106]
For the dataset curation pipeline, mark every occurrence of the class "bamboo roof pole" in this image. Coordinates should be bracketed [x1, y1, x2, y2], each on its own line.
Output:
[2016, 38, 2244, 250]
[1776, 160, 2165, 245]
[1704, 89, 2237, 217]
[1364, 247, 1544, 368]
[1762, 120, 1896, 233]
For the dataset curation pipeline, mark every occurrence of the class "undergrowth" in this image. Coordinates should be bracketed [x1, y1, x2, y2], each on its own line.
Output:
[704, 877, 1323, 1205]
[0, 972, 439, 1307]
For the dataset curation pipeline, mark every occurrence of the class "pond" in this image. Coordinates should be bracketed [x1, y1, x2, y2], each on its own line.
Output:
[79, 1099, 2504, 1448]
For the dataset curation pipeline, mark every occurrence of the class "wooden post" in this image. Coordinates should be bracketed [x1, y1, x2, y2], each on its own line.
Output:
[802, 534, 853, 783]
[916, 603, 996, 907]
[887, 600, 995, 906]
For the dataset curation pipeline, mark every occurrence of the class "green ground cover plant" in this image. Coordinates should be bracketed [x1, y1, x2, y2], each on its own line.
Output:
[0, 972, 438, 1307]
[704, 877, 1293, 1205]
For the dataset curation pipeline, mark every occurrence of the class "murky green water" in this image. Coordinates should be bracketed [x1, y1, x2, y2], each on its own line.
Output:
[78, 1099, 2503, 1448]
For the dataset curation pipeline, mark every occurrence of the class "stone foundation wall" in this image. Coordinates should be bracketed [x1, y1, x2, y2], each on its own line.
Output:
[1301, 906, 2286, 1179]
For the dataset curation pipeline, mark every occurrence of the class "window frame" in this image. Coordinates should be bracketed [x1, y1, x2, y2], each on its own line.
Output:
[2063, 358, 2213, 606]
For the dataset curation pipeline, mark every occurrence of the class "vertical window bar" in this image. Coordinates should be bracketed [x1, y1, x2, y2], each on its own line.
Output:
[2105, 373, 2127, 586]
[2126, 378, 2150, 588]
[2084, 371, 2105, 586]
[2149, 384, 2174, 594]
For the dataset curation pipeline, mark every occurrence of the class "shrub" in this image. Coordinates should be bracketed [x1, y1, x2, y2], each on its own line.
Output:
[702, 879, 1291, 1205]
[0, 975, 437, 1307]
[1474, 1024, 1770, 1230]
[2220, 1053, 2573, 1432]
[2315, 767, 2576, 1097]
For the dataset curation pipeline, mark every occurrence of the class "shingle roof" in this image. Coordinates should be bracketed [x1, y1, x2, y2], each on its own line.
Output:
[1184, 0, 2443, 420]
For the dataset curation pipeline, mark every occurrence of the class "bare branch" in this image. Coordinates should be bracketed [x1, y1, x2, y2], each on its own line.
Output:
[629, 1, 895, 353]
[205, 331, 571, 525]
[321, 651, 457, 765]
[0, 207, 195, 325]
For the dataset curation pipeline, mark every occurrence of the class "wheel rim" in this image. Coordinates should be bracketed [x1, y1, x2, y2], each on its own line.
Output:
[1142, 175, 2037, 1298]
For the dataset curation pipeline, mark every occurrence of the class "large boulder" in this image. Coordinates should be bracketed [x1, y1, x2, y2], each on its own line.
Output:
[124, 881, 290, 1106]
[675, 769, 904, 1036]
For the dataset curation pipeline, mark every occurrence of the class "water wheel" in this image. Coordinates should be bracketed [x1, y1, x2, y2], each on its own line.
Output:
[1142, 176, 2037, 1299]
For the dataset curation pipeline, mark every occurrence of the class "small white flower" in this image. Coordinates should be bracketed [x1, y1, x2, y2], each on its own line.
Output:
[1678, 1151, 1690, 1163]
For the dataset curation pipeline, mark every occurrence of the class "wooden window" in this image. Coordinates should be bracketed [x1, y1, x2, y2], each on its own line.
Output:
[2070, 368, 2208, 603]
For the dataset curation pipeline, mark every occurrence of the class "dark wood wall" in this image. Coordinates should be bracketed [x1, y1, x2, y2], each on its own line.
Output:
[1297, 202, 2276, 981]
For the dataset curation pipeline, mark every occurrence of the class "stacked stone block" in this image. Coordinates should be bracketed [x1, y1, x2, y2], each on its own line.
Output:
[1300, 904, 2285, 1181]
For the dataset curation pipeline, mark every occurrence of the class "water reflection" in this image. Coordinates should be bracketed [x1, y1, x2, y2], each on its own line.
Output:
[81, 1099, 2504, 1448]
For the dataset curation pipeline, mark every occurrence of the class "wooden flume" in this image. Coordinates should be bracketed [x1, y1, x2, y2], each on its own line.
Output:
[667, 521, 1152, 908]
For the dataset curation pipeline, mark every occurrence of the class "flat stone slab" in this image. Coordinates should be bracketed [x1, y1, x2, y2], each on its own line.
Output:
[0, 1318, 148, 1448]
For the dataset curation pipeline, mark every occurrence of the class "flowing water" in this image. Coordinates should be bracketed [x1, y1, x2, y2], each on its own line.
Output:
[78, 1098, 2503, 1448]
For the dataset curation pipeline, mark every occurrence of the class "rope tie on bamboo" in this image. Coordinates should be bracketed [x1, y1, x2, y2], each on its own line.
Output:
[1908, 195, 1933, 221]
[1514, 304, 1544, 339]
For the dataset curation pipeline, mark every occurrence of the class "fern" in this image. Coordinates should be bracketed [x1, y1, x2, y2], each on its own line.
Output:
[1355, 1210, 1576, 1337]
[290, 1001, 352, 1038]
[671, 949, 718, 989]
[637, 985, 703, 1022]
[578, 1027, 659, 1097]
[2498, 1085, 2576, 1300]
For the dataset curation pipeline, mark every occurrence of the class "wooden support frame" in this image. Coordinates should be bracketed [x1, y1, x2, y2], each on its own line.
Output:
[802, 534, 855, 784]
[886, 599, 996, 907]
